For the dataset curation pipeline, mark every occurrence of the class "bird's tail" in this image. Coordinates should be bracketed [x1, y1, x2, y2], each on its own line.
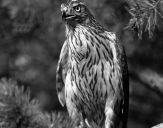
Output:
[122, 97, 129, 128]
[121, 47, 129, 128]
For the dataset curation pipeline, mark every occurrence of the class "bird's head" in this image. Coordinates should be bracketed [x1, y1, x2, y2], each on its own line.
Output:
[61, 0, 94, 26]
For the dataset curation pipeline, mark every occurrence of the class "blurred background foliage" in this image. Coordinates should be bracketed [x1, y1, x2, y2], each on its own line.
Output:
[0, 0, 163, 128]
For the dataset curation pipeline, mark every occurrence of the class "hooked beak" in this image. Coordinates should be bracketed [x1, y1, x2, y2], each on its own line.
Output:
[61, 4, 75, 20]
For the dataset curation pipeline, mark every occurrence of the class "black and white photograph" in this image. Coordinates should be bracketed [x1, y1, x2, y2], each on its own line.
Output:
[0, 0, 163, 128]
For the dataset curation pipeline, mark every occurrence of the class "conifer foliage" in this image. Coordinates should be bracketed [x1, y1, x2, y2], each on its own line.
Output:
[126, 0, 163, 38]
[0, 78, 74, 128]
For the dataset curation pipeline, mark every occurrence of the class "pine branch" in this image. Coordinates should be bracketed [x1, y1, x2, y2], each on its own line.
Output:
[0, 78, 74, 128]
[126, 0, 163, 38]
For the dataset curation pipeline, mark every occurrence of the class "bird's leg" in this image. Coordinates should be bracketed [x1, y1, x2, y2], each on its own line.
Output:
[105, 107, 117, 128]
[105, 94, 122, 128]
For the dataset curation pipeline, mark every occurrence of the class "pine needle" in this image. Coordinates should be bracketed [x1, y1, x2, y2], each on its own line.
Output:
[0, 78, 75, 128]
[126, 0, 163, 39]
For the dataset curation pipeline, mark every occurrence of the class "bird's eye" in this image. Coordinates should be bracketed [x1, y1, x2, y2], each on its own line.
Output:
[74, 5, 81, 12]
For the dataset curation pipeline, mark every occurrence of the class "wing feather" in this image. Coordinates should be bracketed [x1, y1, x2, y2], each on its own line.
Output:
[121, 47, 129, 128]
[56, 41, 69, 106]
[108, 33, 129, 128]
[116, 36, 129, 128]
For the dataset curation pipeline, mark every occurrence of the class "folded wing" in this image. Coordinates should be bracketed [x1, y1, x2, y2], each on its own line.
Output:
[56, 41, 69, 106]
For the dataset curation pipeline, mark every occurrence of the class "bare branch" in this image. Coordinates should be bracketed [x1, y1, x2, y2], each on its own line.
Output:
[152, 123, 163, 128]
[129, 66, 163, 98]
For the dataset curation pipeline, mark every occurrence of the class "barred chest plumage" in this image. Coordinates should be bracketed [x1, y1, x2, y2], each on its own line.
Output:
[65, 25, 123, 125]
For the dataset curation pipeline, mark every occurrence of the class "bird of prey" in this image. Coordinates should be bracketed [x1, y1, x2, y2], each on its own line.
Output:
[56, 0, 129, 128]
